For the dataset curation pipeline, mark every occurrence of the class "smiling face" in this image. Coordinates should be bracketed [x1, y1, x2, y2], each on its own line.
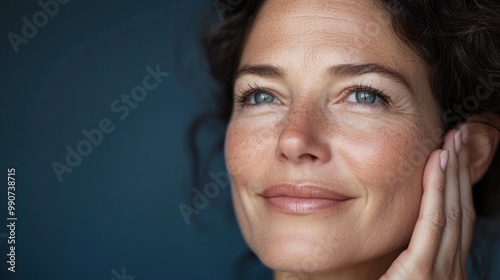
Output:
[225, 0, 442, 276]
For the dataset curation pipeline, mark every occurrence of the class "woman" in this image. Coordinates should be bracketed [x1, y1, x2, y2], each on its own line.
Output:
[198, 0, 500, 278]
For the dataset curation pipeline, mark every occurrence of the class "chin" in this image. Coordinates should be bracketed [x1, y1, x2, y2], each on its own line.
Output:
[244, 222, 408, 277]
[257, 248, 356, 275]
[248, 229, 357, 274]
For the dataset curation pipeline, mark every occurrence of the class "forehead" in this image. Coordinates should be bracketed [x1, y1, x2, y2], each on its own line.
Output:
[240, 0, 426, 86]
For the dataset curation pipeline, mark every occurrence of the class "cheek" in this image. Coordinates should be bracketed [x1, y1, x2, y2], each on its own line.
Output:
[225, 118, 279, 184]
[337, 114, 437, 187]
[337, 119, 436, 244]
[225, 122, 261, 184]
[225, 119, 275, 247]
[340, 127, 426, 190]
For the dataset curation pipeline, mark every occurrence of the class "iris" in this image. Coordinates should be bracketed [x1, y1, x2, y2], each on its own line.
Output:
[355, 91, 377, 104]
[254, 92, 275, 104]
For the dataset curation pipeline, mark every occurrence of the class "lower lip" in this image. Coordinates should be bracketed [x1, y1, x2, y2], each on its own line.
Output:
[264, 197, 350, 214]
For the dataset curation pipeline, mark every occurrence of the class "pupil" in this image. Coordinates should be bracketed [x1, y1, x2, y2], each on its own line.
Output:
[255, 93, 273, 103]
[356, 91, 375, 103]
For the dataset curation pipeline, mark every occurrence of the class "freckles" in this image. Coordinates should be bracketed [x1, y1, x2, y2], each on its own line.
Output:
[225, 128, 251, 180]
[225, 121, 276, 183]
[378, 136, 430, 203]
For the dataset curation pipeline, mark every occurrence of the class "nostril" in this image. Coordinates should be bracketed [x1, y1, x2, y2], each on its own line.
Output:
[298, 154, 318, 161]
[275, 127, 331, 164]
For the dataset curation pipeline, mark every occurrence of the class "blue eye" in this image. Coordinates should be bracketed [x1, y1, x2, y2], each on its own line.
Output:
[252, 92, 275, 104]
[355, 91, 378, 104]
[345, 86, 388, 106]
[234, 85, 281, 108]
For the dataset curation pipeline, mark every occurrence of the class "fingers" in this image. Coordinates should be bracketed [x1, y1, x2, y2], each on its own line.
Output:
[383, 127, 473, 279]
[436, 130, 463, 269]
[405, 148, 447, 268]
[409, 127, 473, 276]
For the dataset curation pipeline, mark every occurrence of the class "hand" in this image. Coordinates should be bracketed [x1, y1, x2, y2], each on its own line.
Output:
[381, 126, 475, 280]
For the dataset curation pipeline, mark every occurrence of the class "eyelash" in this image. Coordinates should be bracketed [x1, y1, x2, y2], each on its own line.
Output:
[234, 83, 277, 108]
[234, 83, 392, 109]
[343, 83, 392, 109]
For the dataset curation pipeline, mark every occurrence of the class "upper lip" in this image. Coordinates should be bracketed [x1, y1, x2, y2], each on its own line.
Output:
[261, 184, 354, 200]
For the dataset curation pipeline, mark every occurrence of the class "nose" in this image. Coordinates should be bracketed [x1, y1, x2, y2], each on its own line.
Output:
[275, 106, 332, 164]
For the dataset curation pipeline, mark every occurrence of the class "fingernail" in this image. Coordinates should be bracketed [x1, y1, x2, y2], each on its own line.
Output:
[440, 150, 449, 172]
[460, 123, 469, 144]
[454, 130, 462, 154]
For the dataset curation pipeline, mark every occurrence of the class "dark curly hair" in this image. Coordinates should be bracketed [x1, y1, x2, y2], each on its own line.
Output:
[191, 0, 500, 277]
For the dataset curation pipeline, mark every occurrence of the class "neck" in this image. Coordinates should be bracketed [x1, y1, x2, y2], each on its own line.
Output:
[273, 250, 401, 280]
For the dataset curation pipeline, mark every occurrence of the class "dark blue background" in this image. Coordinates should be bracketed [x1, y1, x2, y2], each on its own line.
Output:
[1, 1, 499, 280]
[0, 0, 271, 279]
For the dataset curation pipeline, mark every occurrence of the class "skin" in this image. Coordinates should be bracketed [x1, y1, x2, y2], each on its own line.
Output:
[224, 0, 474, 279]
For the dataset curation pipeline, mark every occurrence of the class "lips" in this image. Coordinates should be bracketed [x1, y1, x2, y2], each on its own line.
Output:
[261, 184, 354, 214]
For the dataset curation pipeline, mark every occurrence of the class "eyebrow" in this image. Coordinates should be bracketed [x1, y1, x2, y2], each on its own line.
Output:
[235, 63, 414, 94]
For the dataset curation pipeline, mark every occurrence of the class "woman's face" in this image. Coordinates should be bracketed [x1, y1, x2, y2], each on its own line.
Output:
[225, 0, 442, 274]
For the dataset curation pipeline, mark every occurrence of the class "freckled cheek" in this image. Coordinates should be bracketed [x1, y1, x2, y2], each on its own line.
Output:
[224, 121, 276, 187]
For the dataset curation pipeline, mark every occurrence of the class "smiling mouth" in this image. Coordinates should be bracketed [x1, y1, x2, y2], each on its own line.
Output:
[260, 184, 355, 214]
